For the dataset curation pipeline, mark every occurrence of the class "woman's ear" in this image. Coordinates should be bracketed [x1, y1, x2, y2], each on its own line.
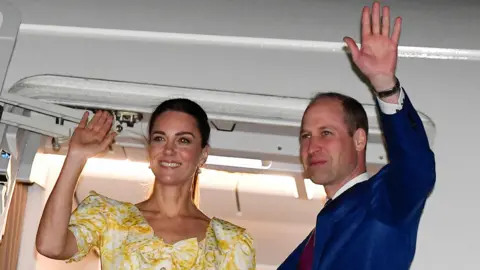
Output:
[199, 145, 210, 167]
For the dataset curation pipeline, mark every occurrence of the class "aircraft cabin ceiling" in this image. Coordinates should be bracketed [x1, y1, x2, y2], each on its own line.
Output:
[5, 0, 478, 106]
[9, 0, 480, 50]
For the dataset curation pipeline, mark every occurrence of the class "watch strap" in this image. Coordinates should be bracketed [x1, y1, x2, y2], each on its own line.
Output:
[377, 77, 401, 98]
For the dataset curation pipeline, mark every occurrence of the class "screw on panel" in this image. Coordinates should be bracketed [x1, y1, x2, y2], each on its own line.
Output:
[52, 137, 60, 152]
[116, 125, 123, 133]
[277, 146, 282, 151]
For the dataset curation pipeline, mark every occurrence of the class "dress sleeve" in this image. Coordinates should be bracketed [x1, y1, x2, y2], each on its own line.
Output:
[229, 230, 256, 269]
[66, 191, 108, 263]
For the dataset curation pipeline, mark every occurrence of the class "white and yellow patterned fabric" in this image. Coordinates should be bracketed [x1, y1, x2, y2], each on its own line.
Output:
[67, 191, 256, 269]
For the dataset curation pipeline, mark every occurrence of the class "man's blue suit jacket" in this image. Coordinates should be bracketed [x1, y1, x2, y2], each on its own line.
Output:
[278, 90, 436, 270]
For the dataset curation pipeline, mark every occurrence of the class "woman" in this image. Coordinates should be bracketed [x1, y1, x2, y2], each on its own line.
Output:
[36, 98, 256, 269]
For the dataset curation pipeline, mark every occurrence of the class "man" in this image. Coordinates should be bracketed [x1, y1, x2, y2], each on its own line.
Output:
[278, 2, 435, 270]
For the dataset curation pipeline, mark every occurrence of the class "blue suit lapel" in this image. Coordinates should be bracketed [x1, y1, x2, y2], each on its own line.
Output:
[311, 180, 370, 270]
[277, 233, 311, 269]
[312, 210, 334, 270]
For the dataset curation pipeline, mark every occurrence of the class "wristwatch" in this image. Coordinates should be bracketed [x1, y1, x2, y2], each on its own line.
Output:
[376, 77, 401, 98]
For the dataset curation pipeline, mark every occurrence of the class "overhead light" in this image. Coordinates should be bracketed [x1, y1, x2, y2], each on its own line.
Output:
[31, 153, 326, 201]
[33, 153, 271, 178]
[84, 157, 152, 178]
[200, 169, 299, 198]
[30, 153, 154, 183]
[304, 179, 326, 200]
[205, 155, 271, 169]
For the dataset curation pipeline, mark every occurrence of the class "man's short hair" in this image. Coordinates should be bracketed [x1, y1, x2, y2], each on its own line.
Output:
[307, 92, 369, 137]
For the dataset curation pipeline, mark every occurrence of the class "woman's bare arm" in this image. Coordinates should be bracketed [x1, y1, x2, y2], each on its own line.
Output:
[35, 154, 87, 259]
[35, 111, 116, 259]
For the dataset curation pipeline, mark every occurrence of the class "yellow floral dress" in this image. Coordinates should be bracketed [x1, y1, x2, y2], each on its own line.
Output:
[66, 191, 256, 269]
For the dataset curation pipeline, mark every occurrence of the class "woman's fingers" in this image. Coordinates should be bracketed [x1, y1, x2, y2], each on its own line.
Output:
[77, 111, 89, 129]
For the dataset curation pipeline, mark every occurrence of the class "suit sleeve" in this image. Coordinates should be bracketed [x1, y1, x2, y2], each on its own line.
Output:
[374, 86, 436, 223]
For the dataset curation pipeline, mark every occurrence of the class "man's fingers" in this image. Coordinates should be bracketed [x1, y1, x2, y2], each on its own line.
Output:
[344, 37, 360, 61]
[381, 6, 390, 37]
[361, 6, 371, 40]
[391, 17, 402, 44]
[371, 2, 381, 35]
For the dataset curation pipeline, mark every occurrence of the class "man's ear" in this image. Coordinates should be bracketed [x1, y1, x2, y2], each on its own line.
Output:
[199, 145, 210, 167]
[353, 128, 367, 152]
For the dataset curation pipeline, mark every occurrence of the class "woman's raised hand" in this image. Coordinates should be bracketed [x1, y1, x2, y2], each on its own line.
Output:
[68, 110, 117, 159]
